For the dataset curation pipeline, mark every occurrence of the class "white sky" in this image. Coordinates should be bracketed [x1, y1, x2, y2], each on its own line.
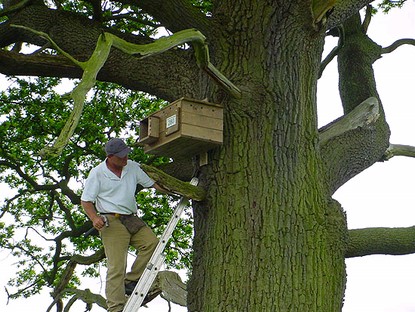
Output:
[1, 1, 415, 311]
[320, 1, 415, 311]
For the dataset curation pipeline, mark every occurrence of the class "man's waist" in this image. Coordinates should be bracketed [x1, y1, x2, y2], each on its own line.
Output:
[100, 212, 137, 217]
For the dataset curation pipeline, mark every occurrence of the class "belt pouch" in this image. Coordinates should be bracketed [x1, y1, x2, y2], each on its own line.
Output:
[119, 215, 146, 234]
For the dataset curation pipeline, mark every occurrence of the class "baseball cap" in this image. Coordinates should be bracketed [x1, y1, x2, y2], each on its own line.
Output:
[105, 138, 131, 157]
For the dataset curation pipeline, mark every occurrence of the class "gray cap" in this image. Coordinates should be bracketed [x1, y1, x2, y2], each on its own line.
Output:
[105, 138, 131, 157]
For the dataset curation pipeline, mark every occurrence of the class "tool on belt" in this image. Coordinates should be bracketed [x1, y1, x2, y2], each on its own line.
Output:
[84, 215, 109, 237]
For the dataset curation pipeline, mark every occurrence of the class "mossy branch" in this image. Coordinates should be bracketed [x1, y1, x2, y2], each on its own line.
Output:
[107, 29, 241, 98]
[63, 288, 107, 309]
[10, 25, 240, 158]
[0, 0, 31, 17]
[382, 144, 415, 160]
[346, 226, 415, 258]
[319, 26, 344, 78]
[319, 97, 380, 145]
[11, 24, 111, 158]
[10, 25, 85, 68]
[311, 0, 336, 26]
[141, 164, 205, 201]
[382, 38, 415, 54]
[51, 249, 105, 298]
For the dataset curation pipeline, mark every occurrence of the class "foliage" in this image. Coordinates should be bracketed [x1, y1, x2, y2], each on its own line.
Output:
[377, 0, 407, 13]
[1, 0, 414, 310]
[58, 0, 160, 36]
[190, 0, 212, 14]
[0, 76, 193, 299]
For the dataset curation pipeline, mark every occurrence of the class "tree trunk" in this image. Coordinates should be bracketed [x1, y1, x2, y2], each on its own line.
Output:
[3, 1, 391, 310]
[188, 2, 347, 311]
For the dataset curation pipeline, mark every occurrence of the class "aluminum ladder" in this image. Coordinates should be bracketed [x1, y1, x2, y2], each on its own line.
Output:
[123, 177, 198, 311]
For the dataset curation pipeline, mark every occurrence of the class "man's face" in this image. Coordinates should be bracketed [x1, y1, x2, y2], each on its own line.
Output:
[108, 154, 128, 168]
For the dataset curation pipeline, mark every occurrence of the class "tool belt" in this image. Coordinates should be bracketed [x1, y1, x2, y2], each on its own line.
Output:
[119, 214, 146, 234]
[100, 213, 146, 234]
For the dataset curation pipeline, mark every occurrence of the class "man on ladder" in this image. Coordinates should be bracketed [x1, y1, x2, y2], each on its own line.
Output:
[81, 138, 172, 312]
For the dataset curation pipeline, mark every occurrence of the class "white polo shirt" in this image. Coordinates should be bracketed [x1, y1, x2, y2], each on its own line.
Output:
[81, 159, 154, 214]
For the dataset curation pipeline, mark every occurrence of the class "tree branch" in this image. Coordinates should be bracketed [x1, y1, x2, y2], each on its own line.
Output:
[157, 271, 187, 307]
[319, 26, 344, 78]
[361, 4, 372, 34]
[156, 158, 195, 182]
[141, 164, 206, 201]
[346, 226, 415, 258]
[63, 288, 107, 310]
[382, 144, 415, 160]
[0, 4, 201, 101]
[51, 248, 106, 309]
[53, 270, 186, 310]
[311, 0, 336, 27]
[320, 97, 379, 145]
[326, 0, 374, 30]
[382, 38, 415, 54]
[320, 97, 380, 145]
[137, 270, 187, 307]
[7, 24, 239, 158]
[0, 159, 61, 191]
[123, 0, 213, 35]
[0, 0, 32, 17]
[319, 97, 390, 194]
[0, 50, 84, 77]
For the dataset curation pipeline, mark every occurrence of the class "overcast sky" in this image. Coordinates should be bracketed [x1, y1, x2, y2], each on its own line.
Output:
[1, 1, 415, 311]
[320, 1, 415, 311]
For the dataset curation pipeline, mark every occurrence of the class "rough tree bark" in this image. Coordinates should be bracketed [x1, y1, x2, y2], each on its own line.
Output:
[1, 0, 414, 311]
[185, 2, 349, 310]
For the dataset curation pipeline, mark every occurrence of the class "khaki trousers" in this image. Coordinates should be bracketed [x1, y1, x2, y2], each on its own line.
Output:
[100, 215, 158, 312]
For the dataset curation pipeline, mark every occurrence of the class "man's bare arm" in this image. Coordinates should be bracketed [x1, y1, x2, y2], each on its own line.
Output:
[81, 200, 106, 230]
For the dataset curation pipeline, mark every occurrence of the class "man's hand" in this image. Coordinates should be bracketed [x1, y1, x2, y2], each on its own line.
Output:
[81, 200, 107, 230]
[92, 215, 106, 230]
[153, 182, 175, 195]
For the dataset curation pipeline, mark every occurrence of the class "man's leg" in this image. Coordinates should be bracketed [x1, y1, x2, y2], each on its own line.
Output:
[101, 216, 131, 312]
[125, 226, 158, 283]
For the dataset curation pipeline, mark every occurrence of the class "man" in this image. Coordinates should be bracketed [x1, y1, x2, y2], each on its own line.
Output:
[81, 138, 166, 312]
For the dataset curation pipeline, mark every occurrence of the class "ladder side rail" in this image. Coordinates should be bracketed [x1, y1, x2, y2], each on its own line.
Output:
[147, 196, 190, 262]
[123, 198, 187, 311]
[123, 254, 165, 311]
[123, 177, 198, 311]
[124, 197, 189, 311]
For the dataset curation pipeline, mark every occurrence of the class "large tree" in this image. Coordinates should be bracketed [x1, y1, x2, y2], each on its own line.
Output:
[1, 0, 415, 311]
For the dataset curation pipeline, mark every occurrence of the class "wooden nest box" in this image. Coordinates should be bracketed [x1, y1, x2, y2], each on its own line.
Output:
[139, 97, 223, 159]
